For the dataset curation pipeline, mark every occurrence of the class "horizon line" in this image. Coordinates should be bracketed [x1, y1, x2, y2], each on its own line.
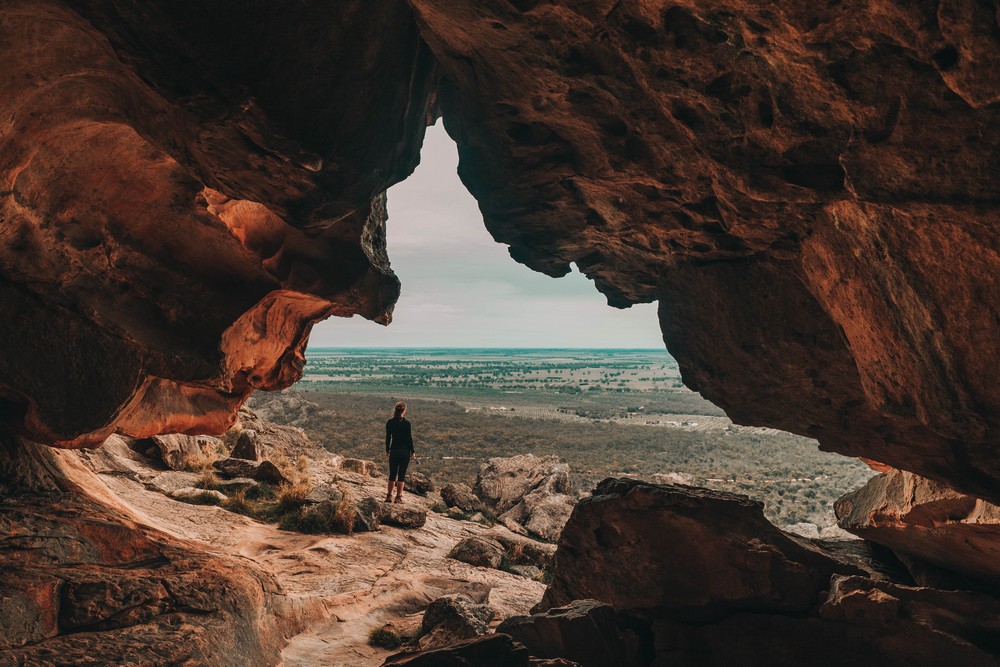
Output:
[306, 346, 669, 351]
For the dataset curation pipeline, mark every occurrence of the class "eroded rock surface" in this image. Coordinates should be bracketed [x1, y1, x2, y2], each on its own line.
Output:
[539, 478, 864, 617]
[836, 468, 1000, 586]
[0, 437, 301, 665]
[0, 0, 993, 504]
[408, 0, 1000, 497]
[539, 477, 1000, 666]
[475, 455, 576, 542]
[476, 455, 572, 515]
[0, 0, 436, 446]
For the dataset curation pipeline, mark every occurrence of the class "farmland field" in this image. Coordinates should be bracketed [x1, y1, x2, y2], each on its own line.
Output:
[250, 348, 875, 532]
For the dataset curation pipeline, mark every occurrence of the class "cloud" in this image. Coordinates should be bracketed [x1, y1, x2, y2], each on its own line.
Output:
[309, 125, 664, 349]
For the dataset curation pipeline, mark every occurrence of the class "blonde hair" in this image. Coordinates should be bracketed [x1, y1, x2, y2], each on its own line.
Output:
[393, 401, 407, 418]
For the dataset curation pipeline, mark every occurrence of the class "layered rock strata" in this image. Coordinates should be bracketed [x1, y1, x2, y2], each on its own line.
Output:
[406, 0, 1000, 497]
[836, 468, 1000, 587]
[0, 0, 436, 446]
[0, 435, 302, 665]
[0, 1, 993, 501]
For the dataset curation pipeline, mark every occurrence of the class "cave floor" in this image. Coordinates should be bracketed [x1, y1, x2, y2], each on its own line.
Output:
[83, 453, 544, 667]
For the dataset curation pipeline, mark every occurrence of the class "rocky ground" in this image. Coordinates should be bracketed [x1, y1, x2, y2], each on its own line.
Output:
[6, 404, 1000, 665]
[62, 410, 567, 666]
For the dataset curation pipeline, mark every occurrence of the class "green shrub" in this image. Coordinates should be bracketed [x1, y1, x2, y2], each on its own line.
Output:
[368, 626, 403, 650]
[247, 483, 277, 501]
[223, 490, 265, 520]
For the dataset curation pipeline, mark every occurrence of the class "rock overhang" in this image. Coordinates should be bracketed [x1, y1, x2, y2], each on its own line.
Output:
[0, 0, 997, 502]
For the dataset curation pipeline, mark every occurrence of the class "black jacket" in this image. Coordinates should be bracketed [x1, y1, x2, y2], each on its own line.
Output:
[385, 417, 414, 453]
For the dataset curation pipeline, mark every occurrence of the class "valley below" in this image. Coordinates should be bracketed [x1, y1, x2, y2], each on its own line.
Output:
[259, 348, 876, 534]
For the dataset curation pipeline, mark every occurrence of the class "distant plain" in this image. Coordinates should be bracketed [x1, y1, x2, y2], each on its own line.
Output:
[254, 348, 875, 531]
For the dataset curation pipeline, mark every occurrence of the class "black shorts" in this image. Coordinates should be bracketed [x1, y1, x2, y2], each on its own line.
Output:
[388, 451, 411, 481]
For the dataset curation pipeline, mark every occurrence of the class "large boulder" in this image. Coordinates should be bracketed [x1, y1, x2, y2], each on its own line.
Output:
[147, 435, 222, 471]
[418, 593, 495, 650]
[475, 455, 571, 515]
[539, 478, 865, 616]
[535, 477, 1000, 666]
[501, 490, 576, 543]
[448, 537, 505, 570]
[440, 483, 485, 513]
[836, 468, 1000, 586]
[229, 430, 262, 461]
[383, 504, 427, 529]
[476, 455, 576, 541]
[497, 600, 640, 667]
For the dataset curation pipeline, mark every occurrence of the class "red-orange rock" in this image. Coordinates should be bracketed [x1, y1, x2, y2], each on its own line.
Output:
[0, 436, 302, 665]
[406, 0, 1000, 499]
[0, 0, 436, 446]
[0, 0, 998, 505]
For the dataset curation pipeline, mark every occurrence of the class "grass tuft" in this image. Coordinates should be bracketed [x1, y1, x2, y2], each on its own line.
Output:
[276, 480, 313, 512]
[188, 491, 223, 506]
[222, 489, 266, 520]
[368, 626, 403, 650]
[196, 470, 220, 489]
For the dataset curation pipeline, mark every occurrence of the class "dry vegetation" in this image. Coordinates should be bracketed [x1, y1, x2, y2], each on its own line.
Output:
[269, 389, 873, 530]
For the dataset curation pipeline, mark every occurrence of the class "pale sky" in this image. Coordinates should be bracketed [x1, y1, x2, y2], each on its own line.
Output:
[310, 124, 663, 348]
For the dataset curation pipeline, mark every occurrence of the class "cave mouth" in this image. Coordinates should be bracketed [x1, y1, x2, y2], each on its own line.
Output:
[291, 125, 876, 539]
[317, 122, 662, 350]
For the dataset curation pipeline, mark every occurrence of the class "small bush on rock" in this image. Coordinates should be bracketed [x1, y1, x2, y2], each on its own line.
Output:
[368, 625, 403, 650]
[196, 470, 219, 490]
[223, 490, 266, 520]
[277, 480, 313, 511]
[190, 491, 224, 506]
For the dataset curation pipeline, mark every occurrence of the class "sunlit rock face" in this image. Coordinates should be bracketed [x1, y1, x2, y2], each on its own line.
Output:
[1, 1, 998, 504]
[837, 468, 1000, 587]
[0, 435, 303, 665]
[407, 0, 1000, 498]
[0, 0, 436, 446]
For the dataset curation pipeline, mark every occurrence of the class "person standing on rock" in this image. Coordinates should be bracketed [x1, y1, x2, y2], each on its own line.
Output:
[385, 401, 416, 503]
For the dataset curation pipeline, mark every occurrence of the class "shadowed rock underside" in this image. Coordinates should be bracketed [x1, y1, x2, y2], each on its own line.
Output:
[0, 0, 996, 502]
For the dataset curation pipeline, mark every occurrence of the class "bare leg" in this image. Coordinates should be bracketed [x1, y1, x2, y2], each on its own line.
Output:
[385, 480, 394, 502]
[394, 481, 404, 502]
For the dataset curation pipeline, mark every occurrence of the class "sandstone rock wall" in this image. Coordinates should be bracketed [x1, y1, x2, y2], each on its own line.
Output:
[0, 435, 305, 664]
[0, 0, 436, 446]
[0, 1, 997, 506]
